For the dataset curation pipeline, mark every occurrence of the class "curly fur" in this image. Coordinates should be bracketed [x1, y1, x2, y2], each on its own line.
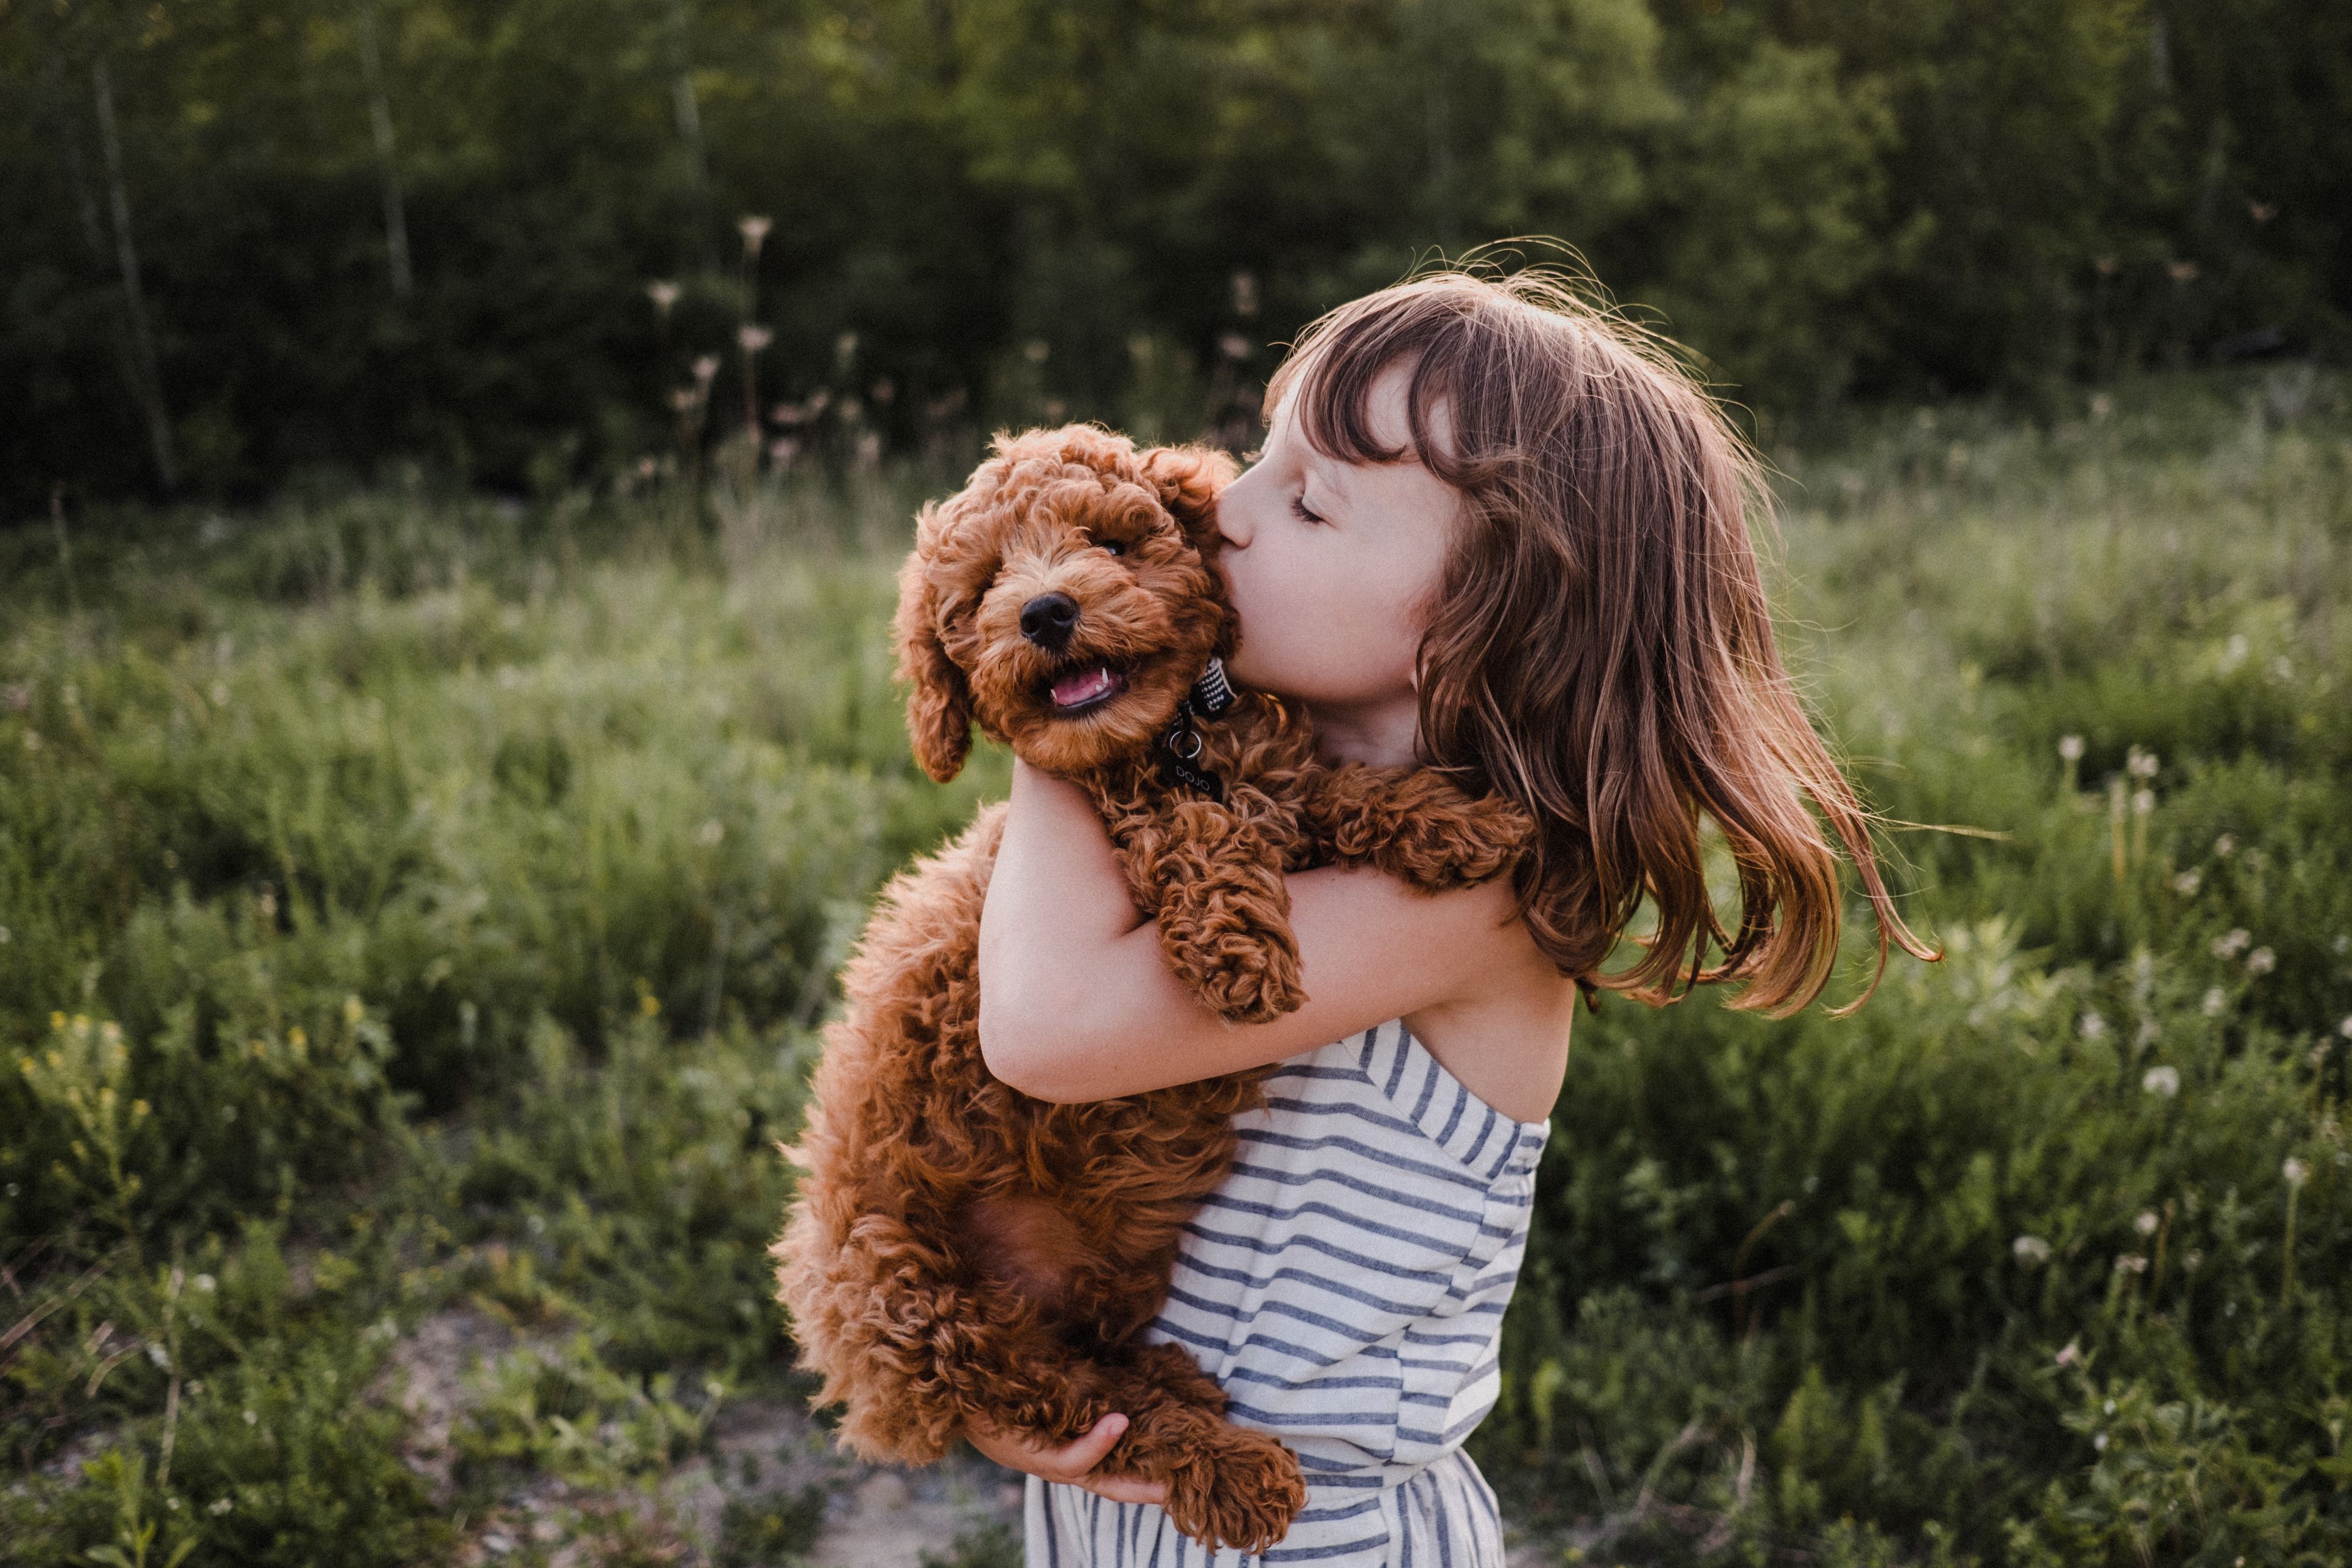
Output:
[772, 424, 1528, 1553]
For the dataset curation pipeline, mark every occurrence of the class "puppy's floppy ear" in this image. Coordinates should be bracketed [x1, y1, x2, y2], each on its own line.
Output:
[892, 530, 974, 783]
[1140, 444, 1241, 550]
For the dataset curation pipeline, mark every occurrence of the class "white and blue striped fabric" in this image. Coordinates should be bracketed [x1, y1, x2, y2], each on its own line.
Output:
[1026, 1019, 1552, 1567]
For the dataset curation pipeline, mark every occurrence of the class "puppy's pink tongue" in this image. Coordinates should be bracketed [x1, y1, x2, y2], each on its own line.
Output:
[1051, 667, 1115, 708]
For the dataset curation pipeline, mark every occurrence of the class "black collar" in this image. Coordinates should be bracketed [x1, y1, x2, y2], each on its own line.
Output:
[1156, 657, 1233, 799]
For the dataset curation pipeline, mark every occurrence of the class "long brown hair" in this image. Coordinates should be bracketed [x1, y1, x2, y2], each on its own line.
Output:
[1265, 268, 1936, 1015]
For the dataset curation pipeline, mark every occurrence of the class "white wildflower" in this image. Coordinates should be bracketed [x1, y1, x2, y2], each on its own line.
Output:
[2135, 1210, 2160, 1236]
[2284, 1157, 2310, 1188]
[2079, 1012, 2109, 1041]
[2141, 1065, 2180, 1097]
[2245, 947, 2275, 976]
[2203, 988, 2228, 1018]
[2057, 735, 2085, 763]
[2013, 1235, 2051, 1264]
[2213, 929, 2252, 960]
[2172, 869, 2201, 895]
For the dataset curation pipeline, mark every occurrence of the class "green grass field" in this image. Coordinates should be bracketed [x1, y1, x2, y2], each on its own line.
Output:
[4, 369, 2349, 1566]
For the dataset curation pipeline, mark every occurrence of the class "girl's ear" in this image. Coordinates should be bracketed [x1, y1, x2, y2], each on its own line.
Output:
[1141, 444, 1240, 550]
[892, 542, 974, 783]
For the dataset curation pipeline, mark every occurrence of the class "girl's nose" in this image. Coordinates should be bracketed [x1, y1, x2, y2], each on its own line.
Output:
[1213, 487, 1252, 550]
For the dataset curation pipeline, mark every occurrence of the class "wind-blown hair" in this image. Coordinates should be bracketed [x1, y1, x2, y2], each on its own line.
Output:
[1264, 268, 1935, 1014]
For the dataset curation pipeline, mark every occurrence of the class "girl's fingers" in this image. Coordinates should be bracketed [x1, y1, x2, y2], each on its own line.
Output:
[1080, 1472, 1171, 1505]
[968, 1412, 1147, 1489]
[1057, 1412, 1129, 1474]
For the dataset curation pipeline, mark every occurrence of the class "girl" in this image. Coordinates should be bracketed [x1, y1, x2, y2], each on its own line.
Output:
[968, 270, 1929, 1566]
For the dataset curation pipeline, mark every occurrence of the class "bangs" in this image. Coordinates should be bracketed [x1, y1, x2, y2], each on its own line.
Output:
[1263, 286, 1485, 476]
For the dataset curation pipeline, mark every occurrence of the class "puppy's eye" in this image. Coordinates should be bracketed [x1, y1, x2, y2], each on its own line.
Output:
[1097, 538, 1127, 557]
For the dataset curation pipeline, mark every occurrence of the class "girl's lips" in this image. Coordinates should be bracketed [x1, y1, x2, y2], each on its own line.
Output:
[1049, 665, 1125, 713]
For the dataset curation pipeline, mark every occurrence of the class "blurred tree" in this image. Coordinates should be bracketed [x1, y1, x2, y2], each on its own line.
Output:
[0, 0, 2341, 509]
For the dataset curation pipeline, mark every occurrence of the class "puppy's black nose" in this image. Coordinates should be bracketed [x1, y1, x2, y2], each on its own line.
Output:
[1020, 593, 1079, 650]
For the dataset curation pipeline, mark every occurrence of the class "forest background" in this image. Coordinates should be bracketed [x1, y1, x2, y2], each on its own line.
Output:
[4, 0, 2349, 511]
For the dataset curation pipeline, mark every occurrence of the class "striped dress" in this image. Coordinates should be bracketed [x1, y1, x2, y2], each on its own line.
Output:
[1026, 1018, 1552, 1567]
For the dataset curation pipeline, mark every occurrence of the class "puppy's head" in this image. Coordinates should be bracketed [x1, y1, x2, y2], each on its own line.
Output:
[894, 424, 1238, 782]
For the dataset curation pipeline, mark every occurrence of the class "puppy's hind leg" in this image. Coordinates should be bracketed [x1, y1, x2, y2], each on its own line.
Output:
[1094, 1342, 1307, 1555]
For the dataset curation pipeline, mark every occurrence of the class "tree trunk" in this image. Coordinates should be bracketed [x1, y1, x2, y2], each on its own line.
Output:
[354, 0, 414, 297]
[91, 58, 177, 493]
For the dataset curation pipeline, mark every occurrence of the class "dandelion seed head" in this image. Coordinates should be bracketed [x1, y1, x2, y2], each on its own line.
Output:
[2057, 735, 2085, 762]
[2142, 1065, 2180, 1097]
[2135, 1210, 2159, 1236]
[737, 324, 773, 354]
[2245, 947, 2275, 976]
[693, 355, 721, 383]
[2079, 1012, 2108, 1041]
[2012, 1235, 2051, 1264]
[646, 280, 681, 313]
[2214, 834, 2236, 856]
[2172, 869, 2201, 895]
[2127, 747, 2158, 779]
[2283, 1157, 2309, 1188]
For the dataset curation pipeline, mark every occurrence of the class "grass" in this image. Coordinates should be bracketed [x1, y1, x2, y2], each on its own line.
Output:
[2, 370, 2348, 1565]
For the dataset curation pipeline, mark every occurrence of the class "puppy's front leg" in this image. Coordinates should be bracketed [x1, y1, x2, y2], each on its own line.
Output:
[1300, 766, 1534, 890]
[1138, 799, 1306, 1024]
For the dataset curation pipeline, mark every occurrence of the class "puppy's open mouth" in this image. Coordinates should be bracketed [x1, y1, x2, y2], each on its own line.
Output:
[1046, 664, 1128, 716]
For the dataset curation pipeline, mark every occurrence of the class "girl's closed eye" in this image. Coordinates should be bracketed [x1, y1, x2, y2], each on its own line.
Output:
[1289, 492, 1324, 525]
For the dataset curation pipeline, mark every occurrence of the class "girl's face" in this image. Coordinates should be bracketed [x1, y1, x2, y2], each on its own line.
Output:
[1213, 363, 1460, 742]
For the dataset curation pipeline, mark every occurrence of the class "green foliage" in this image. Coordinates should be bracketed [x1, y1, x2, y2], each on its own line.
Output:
[919, 1519, 1025, 1568]
[716, 1484, 828, 1568]
[1, 0, 2342, 505]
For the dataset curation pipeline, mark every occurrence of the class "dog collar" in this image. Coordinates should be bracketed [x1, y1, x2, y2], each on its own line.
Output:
[1157, 657, 1234, 800]
[1189, 657, 1235, 718]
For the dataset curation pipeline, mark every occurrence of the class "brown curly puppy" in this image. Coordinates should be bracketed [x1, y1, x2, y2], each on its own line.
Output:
[772, 424, 1526, 1554]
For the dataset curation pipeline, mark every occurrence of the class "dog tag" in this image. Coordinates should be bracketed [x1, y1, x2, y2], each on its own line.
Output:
[1156, 723, 1224, 800]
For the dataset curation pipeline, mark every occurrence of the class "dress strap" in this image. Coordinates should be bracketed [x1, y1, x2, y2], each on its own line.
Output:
[1354, 1021, 1550, 1184]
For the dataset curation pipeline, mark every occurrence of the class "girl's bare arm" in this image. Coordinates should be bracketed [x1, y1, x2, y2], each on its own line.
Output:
[976, 758, 1524, 1102]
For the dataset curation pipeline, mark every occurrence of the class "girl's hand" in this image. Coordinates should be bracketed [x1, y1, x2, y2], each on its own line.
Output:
[965, 1412, 1169, 1505]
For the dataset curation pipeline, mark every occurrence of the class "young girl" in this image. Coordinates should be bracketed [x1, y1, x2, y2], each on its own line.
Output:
[967, 270, 1928, 1566]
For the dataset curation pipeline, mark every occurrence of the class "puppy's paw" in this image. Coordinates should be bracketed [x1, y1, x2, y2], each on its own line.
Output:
[1169, 929, 1306, 1024]
[1332, 774, 1535, 889]
[1161, 1426, 1308, 1555]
